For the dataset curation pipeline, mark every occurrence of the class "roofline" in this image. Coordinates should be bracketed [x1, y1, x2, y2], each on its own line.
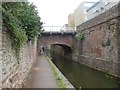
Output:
[86, 1, 100, 12]
[74, 1, 96, 12]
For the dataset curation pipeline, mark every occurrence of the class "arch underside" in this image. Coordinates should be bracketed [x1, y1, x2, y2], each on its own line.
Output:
[40, 41, 72, 48]
[50, 43, 72, 60]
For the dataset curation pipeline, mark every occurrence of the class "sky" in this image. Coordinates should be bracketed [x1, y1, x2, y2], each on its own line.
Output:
[28, 0, 98, 31]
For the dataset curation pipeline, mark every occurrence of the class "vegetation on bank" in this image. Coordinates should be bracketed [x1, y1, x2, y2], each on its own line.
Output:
[2, 2, 43, 52]
[46, 56, 67, 89]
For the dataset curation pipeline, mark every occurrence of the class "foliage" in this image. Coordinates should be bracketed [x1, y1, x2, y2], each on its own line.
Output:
[115, 22, 120, 55]
[75, 32, 85, 41]
[101, 38, 111, 47]
[2, 2, 43, 51]
[2, 5, 26, 51]
[115, 22, 120, 39]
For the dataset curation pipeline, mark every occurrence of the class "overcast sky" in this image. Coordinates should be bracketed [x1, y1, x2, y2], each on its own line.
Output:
[28, 0, 99, 31]
[28, 0, 98, 26]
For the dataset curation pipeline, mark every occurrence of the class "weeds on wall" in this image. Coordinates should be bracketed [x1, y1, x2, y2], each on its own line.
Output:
[101, 22, 120, 49]
[75, 31, 85, 41]
[75, 31, 85, 55]
[115, 22, 120, 39]
[115, 21, 120, 61]
[101, 38, 111, 47]
[2, 2, 43, 55]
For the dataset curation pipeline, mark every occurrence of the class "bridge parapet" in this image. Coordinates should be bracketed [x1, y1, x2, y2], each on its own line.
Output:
[38, 30, 75, 52]
[41, 31, 76, 35]
[42, 25, 76, 33]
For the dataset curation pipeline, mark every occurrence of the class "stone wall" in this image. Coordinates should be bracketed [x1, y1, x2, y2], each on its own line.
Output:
[1, 26, 37, 88]
[0, 3, 2, 88]
[75, 2, 120, 77]
[0, 24, 2, 88]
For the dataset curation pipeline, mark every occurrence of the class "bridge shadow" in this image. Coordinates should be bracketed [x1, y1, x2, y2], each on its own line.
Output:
[50, 44, 72, 60]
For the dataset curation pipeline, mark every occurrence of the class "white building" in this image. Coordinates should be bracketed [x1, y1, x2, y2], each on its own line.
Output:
[86, 0, 120, 20]
[74, 1, 94, 26]
[68, 13, 74, 27]
[67, 13, 75, 31]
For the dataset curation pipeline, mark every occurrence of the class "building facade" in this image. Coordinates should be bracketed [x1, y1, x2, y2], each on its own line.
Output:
[68, 13, 74, 27]
[67, 13, 75, 30]
[74, 1, 94, 26]
[86, 0, 120, 20]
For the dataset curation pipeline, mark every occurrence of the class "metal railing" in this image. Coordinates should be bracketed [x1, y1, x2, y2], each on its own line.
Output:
[42, 25, 76, 33]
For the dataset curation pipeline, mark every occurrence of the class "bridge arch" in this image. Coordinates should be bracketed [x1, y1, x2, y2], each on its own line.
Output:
[49, 44, 72, 59]
[38, 32, 76, 59]
[38, 31, 75, 48]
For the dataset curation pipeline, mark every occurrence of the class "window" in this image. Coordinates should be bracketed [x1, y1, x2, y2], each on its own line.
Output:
[93, 8, 97, 13]
[105, 0, 110, 6]
[93, 8, 99, 14]
[101, 7, 104, 10]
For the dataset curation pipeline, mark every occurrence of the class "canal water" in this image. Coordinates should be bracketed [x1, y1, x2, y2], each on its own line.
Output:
[51, 54, 119, 88]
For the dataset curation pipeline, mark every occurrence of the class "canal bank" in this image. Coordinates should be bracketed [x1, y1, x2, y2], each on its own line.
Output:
[25, 55, 74, 88]
[45, 55, 75, 89]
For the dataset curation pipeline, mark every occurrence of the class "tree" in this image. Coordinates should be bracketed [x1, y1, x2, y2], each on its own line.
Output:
[2, 2, 43, 50]
[2, 2, 43, 49]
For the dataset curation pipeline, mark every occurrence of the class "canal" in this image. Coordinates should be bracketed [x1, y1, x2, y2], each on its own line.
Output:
[51, 54, 119, 88]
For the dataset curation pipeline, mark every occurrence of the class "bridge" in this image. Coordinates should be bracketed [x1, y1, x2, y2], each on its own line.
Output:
[38, 31, 76, 58]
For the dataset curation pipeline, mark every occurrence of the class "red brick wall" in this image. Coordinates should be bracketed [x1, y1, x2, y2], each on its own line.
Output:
[76, 3, 120, 76]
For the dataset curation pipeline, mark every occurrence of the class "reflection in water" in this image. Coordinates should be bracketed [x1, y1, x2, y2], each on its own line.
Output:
[52, 54, 119, 88]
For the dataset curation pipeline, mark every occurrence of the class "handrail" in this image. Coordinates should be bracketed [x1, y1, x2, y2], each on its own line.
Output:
[43, 26, 77, 32]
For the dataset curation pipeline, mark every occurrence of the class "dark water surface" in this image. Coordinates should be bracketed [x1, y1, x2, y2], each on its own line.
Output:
[51, 55, 119, 88]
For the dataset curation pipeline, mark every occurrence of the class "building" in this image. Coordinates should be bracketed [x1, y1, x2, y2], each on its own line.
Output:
[74, 1, 94, 26]
[67, 13, 75, 30]
[86, 0, 120, 20]
[68, 13, 74, 27]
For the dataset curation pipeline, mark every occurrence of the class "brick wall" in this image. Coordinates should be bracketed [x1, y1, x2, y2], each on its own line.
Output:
[75, 2, 120, 77]
[1, 26, 37, 88]
[39, 34, 74, 48]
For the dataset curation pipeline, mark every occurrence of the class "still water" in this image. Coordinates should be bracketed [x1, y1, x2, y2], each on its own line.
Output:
[51, 54, 119, 88]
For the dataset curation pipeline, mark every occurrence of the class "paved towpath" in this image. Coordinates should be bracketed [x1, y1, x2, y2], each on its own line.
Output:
[30, 55, 58, 88]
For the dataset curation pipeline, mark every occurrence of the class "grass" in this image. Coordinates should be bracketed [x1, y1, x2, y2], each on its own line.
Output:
[46, 56, 67, 89]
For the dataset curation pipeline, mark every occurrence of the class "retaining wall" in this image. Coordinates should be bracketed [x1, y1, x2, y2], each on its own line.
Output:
[74, 2, 120, 77]
[1, 26, 37, 88]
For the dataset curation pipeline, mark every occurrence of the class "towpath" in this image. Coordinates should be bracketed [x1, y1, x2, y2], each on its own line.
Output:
[30, 55, 58, 88]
